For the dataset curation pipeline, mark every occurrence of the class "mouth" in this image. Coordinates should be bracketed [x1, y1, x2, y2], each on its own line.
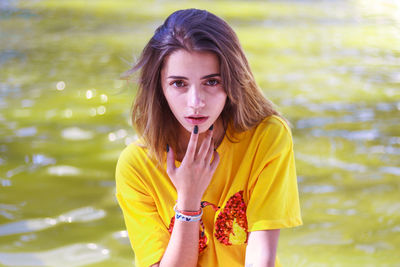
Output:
[184, 115, 209, 125]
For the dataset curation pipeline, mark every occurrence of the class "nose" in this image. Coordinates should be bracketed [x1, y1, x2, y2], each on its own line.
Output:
[187, 84, 205, 110]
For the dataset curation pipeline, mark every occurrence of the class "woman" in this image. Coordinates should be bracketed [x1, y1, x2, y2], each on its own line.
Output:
[116, 8, 302, 267]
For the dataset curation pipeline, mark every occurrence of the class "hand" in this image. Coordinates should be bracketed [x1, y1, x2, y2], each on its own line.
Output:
[166, 126, 220, 210]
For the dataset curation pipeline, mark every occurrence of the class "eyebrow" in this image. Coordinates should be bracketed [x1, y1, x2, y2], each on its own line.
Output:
[167, 73, 221, 80]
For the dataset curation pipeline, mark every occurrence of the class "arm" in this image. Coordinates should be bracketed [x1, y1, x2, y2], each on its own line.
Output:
[245, 119, 302, 266]
[153, 126, 220, 267]
[149, 217, 200, 267]
[245, 229, 280, 267]
[151, 218, 200, 267]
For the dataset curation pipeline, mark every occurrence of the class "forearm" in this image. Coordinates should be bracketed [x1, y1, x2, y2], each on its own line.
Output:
[159, 126, 218, 267]
[244, 230, 280, 267]
[159, 220, 200, 267]
[245, 252, 276, 267]
[159, 197, 201, 267]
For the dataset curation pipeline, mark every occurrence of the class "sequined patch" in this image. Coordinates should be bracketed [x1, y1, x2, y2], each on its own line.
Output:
[214, 191, 248, 245]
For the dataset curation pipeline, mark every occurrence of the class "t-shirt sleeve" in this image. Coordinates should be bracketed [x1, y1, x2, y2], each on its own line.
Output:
[115, 145, 170, 267]
[247, 119, 303, 231]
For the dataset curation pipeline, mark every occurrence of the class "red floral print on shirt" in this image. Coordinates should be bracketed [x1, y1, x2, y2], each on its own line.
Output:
[215, 191, 248, 245]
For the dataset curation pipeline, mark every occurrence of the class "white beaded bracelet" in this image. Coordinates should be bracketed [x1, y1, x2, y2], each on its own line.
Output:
[174, 204, 203, 222]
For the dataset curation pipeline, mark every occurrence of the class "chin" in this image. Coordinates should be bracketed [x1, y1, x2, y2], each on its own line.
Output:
[181, 123, 210, 134]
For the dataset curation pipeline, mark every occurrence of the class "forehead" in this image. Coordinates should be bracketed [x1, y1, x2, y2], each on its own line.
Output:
[162, 50, 220, 77]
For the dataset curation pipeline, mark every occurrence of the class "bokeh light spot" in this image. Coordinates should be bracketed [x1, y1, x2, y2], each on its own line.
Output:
[108, 133, 116, 142]
[97, 106, 106, 115]
[64, 109, 73, 118]
[100, 94, 108, 103]
[56, 81, 65, 91]
[86, 90, 93, 99]
[89, 108, 97, 117]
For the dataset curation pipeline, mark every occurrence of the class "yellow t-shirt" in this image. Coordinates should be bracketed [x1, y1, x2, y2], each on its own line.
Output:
[115, 115, 302, 267]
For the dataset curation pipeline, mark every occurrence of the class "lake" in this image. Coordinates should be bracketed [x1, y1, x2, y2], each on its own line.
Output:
[1, 0, 399, 266]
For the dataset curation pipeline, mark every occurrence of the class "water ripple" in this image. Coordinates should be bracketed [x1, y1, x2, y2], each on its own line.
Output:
[356, 145, 400, 155]
[310, 128, 380, 141]
[0, 178, 12, 188]
[47, 165, 81, 176]
[6, 165, 26, 178]
[15, 127, 37, 137]
[112, 230, 130, 245]
[29, 154, 56, 166]
[379, 166, 400, 176]
[0, 204, 19, 220]
[58, 207, 106, 223]
[296, 117, 336, 129]
[289, 230, 353, 246]
[0, 243, 109, 267]
[375, 202, 400, 216]
[326, 208, 357, 216]
[296, 153, 368, 172]
[61, 127, 94, 140]
[5, 155, 56, 178]
[301, 184, 337, 194]
[0, 206, 106, 236]
[355, 242, 394, 254]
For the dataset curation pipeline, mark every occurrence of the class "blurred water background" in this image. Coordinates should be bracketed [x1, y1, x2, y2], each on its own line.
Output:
[1, 0, 399, 266]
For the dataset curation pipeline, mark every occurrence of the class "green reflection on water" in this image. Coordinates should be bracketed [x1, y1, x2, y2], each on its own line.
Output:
[1, 0, 399, 266]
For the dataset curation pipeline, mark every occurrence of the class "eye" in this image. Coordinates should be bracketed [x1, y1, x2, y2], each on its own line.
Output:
[205, 79, 220, 86]
[170, 80, 186, 88]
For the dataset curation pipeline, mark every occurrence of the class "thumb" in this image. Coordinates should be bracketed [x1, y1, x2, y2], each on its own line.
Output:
[166, 144, 176, 175]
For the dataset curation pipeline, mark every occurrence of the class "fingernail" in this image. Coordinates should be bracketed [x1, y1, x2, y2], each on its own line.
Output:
[166, 144, 169, 152]
[194, 125, 198, 134]
[209, 124, 214, 131]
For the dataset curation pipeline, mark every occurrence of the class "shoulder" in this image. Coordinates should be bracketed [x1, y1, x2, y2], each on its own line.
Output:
[115, 140, 151, 182]
[251, 115, 294, 155]
[117, 140, 147, 166]
[256, 115, 292, 141]
[115, 141, 157, 200]
[257, 115, 292, 133]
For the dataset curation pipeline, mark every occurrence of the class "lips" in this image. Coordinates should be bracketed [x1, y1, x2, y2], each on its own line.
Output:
[184, 115, 209, 125]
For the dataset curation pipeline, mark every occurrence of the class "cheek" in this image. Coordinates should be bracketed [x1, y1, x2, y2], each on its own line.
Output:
[213, 92, 227, 109]
[164, 90, 185, 111]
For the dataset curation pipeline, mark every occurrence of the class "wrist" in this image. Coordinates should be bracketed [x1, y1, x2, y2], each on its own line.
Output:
[176, 195, 201, 211]
[174, 204, 203, 222]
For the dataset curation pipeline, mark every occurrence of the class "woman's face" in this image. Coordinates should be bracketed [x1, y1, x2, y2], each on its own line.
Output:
[161, 49, 227, 134]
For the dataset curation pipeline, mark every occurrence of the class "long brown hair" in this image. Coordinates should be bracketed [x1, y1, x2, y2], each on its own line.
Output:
[122, 8, 285, 164]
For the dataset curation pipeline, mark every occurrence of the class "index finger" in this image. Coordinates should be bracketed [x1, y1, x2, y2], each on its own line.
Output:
[183, 125, 199, 162]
